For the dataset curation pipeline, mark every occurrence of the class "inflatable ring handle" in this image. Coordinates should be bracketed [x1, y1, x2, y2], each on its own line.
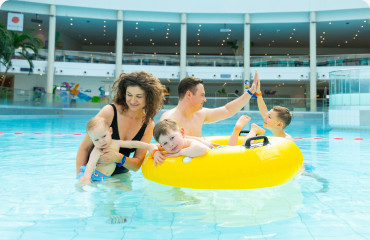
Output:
[239, 130, 250, 136]
[245, 136, 269, 149]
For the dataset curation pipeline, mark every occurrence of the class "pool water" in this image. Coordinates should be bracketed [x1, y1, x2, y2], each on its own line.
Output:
[0, 113, 369, 240]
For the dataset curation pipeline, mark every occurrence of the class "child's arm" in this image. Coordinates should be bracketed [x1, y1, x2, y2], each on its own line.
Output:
[185, 136, 219, 148]
[116, 140, 165, 166]
[255, 71, 269, 118]
[79, 149, 100, 185]
[165, 139, 210, 158]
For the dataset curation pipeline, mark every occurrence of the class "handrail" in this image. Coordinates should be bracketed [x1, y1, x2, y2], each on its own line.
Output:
[23, 49, 369, 67]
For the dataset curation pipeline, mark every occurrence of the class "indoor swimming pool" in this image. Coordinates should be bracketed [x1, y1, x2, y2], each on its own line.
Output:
[0, 113, 369, 240]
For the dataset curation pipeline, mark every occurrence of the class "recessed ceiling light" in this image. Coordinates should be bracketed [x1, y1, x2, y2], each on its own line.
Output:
[70, 18, 73, 21]
[329, 22, 331, 24]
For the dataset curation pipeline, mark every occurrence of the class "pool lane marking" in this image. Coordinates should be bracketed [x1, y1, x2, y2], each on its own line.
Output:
[293, 137, 367, 141]
[0, 133, 368, 141]
[0, 132, 84, 136]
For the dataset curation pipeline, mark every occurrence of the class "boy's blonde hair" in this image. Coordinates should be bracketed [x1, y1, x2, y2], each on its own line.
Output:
[153, 119, 179, 142]
[272, 106, 292, 128]
[86, 117, 109, 133]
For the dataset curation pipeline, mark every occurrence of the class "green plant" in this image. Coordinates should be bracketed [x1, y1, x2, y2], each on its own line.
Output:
[0, 23, 43, 89]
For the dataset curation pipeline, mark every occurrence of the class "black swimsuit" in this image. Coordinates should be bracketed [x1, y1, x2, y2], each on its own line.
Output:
[110, 104, 147, 174]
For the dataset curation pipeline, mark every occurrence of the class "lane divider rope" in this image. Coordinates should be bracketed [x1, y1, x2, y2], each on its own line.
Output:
[0, 132, 368, 140]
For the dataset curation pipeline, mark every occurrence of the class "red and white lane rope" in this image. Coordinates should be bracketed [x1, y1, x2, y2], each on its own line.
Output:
[0, 132, 368, 140]
[293, 137, 367, 140]
[0, 132, 83, 136]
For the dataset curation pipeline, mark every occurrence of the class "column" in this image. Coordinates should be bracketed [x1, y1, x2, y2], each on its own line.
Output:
[180, 13, 187, 81]
[309, 11, 317, 112]
[115, 10, 123, 78]
[243, 13, 251, 110]
[46, 4, 56, 105]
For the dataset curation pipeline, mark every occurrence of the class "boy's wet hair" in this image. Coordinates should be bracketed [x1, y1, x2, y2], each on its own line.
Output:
[178, 77, 204, 100]
[153, 119, 179, 142]
[272, 106, 292, 128]
[86, 117, 109, 133]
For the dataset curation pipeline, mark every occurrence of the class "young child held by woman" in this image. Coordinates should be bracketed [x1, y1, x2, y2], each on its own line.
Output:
[77, 117, 164, 185]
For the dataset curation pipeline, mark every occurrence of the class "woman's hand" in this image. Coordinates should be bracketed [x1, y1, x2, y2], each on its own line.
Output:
[98, 148, 122, 164]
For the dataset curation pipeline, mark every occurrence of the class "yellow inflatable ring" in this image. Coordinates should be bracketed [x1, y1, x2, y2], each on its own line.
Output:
[142, 136, 303, 189]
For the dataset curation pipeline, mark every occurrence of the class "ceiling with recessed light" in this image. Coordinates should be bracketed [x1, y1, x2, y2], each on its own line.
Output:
[0, 11, 369, 54]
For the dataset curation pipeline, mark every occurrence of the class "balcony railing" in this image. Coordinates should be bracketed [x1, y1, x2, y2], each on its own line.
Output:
[20, 49, 370, 68]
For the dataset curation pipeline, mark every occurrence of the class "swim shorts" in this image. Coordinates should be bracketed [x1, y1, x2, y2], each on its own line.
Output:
[77, 165, 111, 181]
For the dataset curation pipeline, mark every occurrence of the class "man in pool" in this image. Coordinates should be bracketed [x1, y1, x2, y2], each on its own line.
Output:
[160, 76, 258, 138]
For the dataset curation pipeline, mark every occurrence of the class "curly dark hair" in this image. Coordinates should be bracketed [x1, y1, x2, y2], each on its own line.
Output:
[112, 71, 166, 124]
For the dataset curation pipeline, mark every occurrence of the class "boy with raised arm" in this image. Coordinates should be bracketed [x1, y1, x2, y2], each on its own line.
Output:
[254, 71, 293, 140]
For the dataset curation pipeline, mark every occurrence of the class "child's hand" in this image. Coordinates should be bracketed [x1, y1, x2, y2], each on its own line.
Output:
[254, 71, 261, 93]
[79, 176, 91, 185]
[165, 152, 181, 158]
[153, 151, 166, 167]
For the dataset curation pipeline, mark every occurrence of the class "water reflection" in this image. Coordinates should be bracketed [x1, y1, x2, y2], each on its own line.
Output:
[141, 179, 303, 227]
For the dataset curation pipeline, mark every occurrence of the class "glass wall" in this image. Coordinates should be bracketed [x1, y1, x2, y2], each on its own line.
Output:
[329, 68, 370, 106]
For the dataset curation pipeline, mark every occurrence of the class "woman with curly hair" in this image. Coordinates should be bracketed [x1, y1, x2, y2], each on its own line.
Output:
[76, 71, 166, 175]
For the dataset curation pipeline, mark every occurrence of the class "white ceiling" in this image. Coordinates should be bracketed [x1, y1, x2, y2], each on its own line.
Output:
[1, 11, 369, 52]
